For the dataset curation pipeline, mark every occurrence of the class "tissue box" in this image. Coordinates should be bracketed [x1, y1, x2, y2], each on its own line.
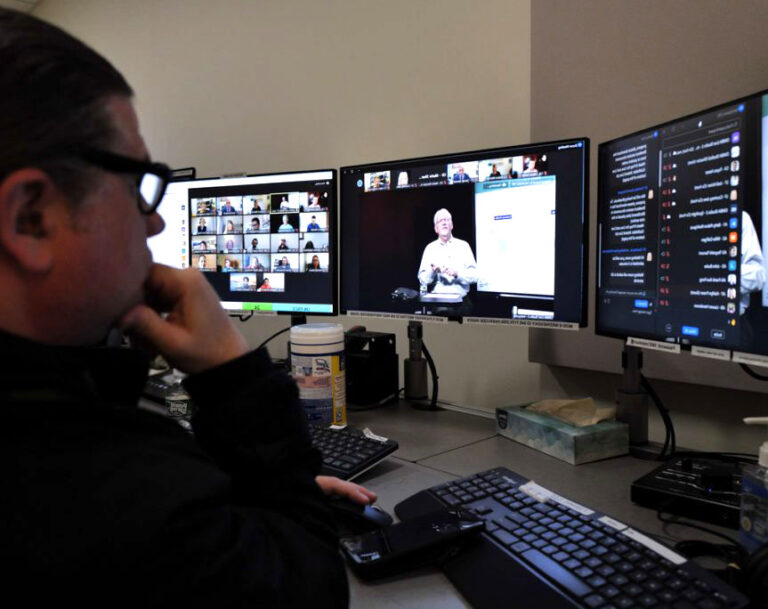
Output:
[496, 405, 628, 465]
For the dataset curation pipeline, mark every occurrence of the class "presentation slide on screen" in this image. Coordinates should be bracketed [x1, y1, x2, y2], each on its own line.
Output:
[474, 176, 556, 296]
[763, 102, 768, 307]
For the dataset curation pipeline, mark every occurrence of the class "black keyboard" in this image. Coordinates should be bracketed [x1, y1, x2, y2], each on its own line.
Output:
[395, 467, 748, 609]
[310, 424, 398, 481]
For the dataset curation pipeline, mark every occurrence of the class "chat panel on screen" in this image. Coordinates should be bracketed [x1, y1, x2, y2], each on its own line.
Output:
[598, 90, 768, 354]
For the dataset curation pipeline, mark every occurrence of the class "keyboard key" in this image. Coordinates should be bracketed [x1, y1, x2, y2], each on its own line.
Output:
[588, 575, 607, 588]
[658, 590, 678, 603]
[491, 529, 518, 547]
[553, 551, 571, 563]
[644, 579, 663, 592]
[573, 549, 591, 560]
[624, 584, 643, 597]
[608, 574, 629, 587]
[597, 565, 616, 578]
[522, 549, 592, 598]
[583, 594, 605, 608]
[601, 585, 620, 599]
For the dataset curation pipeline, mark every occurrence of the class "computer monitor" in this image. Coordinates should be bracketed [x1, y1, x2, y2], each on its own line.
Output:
[597, 89, 768, 357]
[340, 139, 589, 326]
[149, 169, 337, 315]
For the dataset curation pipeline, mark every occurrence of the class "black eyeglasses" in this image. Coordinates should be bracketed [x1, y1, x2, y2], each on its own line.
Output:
[78, 148, 172, 214]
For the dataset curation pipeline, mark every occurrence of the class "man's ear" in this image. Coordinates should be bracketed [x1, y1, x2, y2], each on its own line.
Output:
[0, 168, 64, 273]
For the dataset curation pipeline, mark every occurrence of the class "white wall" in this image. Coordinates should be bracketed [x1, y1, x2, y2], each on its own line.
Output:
[35, 0, 536, 412]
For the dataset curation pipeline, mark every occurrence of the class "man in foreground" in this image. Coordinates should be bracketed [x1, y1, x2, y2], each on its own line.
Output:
[0, 8, 369, 607]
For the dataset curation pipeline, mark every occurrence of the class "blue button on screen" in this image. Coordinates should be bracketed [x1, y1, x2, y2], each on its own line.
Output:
[634, 299, 649, 308]
[682, 326, 700, 337]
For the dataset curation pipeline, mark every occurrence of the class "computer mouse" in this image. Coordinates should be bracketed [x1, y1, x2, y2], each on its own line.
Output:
[327, 496, 394, 536]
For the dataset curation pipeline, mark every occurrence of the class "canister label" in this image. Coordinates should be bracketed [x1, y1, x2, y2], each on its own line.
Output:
[292, 350, 346, 426]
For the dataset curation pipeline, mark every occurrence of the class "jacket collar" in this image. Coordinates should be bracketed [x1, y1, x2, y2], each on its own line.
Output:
[0, 330, 149, 408]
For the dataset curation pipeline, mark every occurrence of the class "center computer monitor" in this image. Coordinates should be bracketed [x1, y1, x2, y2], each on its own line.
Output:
[597, 88, 768, 356]
[340, 139, 589, 325]
[149, 169, 336, 315]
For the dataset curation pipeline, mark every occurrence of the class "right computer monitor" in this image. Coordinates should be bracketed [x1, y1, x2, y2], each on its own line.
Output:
[340, 139, 589, 325]
[597, 89, 768, 356]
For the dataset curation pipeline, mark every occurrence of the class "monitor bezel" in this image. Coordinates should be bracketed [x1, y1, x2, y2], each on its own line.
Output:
[340, 138, 590, 326]
[594, 87, 768, 349]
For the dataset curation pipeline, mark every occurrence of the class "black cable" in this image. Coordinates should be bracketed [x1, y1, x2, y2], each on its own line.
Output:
[641, 374, 673, 459]
[236, 312, 254, 322]
[255, 326, 290, 351]
[421, 340, 439, 411]
[641, 374, 676, 459]
[657, 507, 744, 549]
[741, 363, 768, 381]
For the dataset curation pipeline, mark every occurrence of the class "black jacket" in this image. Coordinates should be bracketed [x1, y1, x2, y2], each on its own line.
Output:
[0, 331, 348, 608]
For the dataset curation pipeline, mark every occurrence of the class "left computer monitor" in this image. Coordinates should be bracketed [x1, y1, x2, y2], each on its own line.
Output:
[149, 169, 337, 315]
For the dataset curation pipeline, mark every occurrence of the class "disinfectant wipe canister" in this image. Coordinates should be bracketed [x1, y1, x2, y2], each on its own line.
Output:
[290, 323, 347, 426]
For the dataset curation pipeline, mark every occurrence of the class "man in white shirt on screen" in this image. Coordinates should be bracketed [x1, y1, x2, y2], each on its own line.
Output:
[417, 208, 477, 297]
[740, 210, 766, 315]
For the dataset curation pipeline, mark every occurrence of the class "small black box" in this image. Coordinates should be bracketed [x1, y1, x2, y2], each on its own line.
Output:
[345, 331, 399, 407]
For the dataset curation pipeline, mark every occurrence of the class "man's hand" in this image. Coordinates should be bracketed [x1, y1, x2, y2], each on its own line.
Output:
[316, 476, 377, 505]
[120, 264, 249, 374]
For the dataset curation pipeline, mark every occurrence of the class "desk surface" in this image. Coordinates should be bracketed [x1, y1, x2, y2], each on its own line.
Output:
[346, 401, 737, 609]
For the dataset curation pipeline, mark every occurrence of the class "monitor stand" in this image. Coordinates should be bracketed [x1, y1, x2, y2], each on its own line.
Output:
[404, 321, 428, 402]
[615, 345, 657, 459]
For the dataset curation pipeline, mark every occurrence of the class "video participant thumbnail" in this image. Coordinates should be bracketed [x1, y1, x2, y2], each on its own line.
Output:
[244, 253, 269, 271]
[270, 193, 300, 212]
[272, 234, 299, 252]
[191, 198, 215, 216]
[192, 236, 216, 252]
[301, 232, 329, 252]
[219, 217, 243, 234]
[217, 234, 243, 253]
[243, 214, 266, 233]
[257, 273, 284, 292]
[193, 217, 212, 235]
[300, 212, 327, 232]
[230, 273, 258, 291]
[272, 254, 298, 272]
[274, 213, 299, 233]
[244, 194, 268, 213]
[364, 171, 389, 192]
[192, 253, 216, 272]
[303, 191, 329, 211]
[447, 161, 479, 184]
[244, 213, 270, 233]
[218, 196, 242, 215]
[247, 236, 270, 253]
[304, 253, 329, 272]
[218, 254, 243, 271]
